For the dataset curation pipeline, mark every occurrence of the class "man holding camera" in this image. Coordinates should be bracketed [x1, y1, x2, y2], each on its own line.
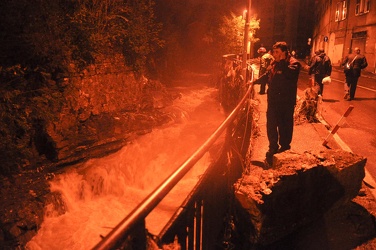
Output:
[252, 41, 301, 165]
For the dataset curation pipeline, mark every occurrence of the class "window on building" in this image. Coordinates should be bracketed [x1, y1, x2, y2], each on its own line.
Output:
[342, 1, 347, 20]
[335, 1, 347, 21]
[335, 2, 340, 21]
[355, 0, 370, 15]
[352, 31, 367, 39]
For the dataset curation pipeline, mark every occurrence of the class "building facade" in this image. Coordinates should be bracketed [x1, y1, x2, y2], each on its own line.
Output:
[312, 0, 375, 73]
[252, 0, 315, 59]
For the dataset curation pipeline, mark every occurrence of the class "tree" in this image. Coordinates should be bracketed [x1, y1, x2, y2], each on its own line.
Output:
[0, 0, 164, 75]
[212, 13, 260, 60]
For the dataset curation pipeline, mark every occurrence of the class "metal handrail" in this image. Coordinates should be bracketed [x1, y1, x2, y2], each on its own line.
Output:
[93, 71, 254, 250]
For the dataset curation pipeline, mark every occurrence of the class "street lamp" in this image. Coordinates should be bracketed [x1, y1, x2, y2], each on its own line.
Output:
[242, 0, 251, 83]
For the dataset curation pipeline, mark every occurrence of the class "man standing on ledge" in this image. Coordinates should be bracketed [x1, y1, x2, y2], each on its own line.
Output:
[252, 41, 301, 165]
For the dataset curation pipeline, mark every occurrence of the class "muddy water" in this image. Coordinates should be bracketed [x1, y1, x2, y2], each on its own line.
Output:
[26, 85, 226, 250]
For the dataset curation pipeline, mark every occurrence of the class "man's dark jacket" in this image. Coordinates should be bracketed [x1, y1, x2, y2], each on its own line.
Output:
[254, 56, 301, 106]
[308, 53, 332, 76]
[342, 53, 368, 78]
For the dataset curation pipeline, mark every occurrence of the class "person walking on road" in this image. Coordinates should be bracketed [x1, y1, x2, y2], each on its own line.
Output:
[341, 47, 368, 101]
[307, 48, 332, 96]
[257, 47, 274, 95]
[252, 41, 301, 165]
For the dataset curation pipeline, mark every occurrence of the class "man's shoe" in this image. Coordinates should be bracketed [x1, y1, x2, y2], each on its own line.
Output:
[265, 150, 276, 158]
[265, 150, 276, 166]
[265, 156, 273, 167]
[277, 147, 290, 153]
[259, 92, 265, 95]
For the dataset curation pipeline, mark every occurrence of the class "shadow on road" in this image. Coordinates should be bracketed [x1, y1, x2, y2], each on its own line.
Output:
[352, 97, 376, 101]
[322, 98, 340, 103]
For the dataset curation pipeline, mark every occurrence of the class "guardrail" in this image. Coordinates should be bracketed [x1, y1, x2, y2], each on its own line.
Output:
[93, 66, 254, 250]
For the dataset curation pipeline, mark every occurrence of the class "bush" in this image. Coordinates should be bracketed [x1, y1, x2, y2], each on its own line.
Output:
[0, 0, 163, 75]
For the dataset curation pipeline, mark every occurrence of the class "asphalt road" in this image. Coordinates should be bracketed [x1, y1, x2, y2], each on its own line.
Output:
[297, 65, 376, 183]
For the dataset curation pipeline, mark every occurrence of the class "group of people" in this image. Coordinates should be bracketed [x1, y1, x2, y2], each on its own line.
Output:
[252, 42, 368, 165]
[307, 47, 368, 101]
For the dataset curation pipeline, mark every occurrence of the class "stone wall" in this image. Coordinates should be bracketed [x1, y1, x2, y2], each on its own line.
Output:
[0, 55, 174, 174]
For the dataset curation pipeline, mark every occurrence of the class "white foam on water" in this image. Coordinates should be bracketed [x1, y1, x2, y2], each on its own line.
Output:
[26, 86, 225, 249]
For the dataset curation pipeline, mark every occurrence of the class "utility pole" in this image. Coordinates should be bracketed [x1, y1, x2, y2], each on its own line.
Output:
[242, 0, 251, 83]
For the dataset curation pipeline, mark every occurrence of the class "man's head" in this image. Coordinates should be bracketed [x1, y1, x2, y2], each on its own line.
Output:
[354, 47, 361, 54]
[258, 47, 267, 55]
[319, 48, 325, 53]
[272, 41, 289, 62]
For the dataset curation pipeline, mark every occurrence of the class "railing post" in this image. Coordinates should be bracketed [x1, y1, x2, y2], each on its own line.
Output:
[194, 200, 203, 250]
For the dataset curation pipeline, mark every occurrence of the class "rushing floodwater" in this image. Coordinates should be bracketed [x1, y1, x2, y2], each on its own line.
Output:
[26, 84, 226, 250]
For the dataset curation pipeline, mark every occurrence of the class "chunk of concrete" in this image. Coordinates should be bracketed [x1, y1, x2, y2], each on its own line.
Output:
[234, 149, 366, 245]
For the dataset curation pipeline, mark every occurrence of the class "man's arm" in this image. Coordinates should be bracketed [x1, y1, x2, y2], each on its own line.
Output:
[253, 71, 269, 85]
[361, 56, 368, 69]
[307, 56, 317, 75]
[283, 57, 301, 79]
[341, 56, 349, 67]
[326, 57, 332, 76]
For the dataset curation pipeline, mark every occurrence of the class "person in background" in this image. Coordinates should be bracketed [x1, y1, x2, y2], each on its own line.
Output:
[308, 48, 332, 96]
[252, 41, 301, 165]
[257, 47, 274, 95]
[341, 47, 368, 101]
[308, 50, 320, 67]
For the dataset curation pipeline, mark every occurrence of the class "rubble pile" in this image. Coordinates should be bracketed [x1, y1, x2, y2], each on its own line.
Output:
[234, 149, 366, 245]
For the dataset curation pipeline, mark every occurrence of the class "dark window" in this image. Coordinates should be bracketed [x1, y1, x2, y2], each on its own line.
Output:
[352, 31, 367, 38]
[355, 0, 370, 15]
